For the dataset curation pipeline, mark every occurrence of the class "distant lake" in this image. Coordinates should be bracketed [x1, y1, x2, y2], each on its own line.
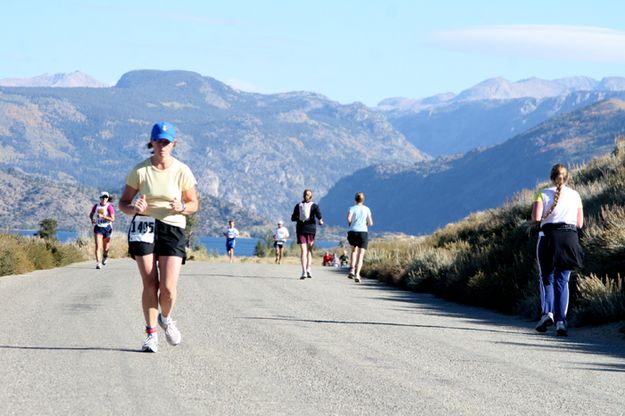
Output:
[7, 230, 339, 257]
[8, 229, 78, 243]
[197, 236, 339, 257]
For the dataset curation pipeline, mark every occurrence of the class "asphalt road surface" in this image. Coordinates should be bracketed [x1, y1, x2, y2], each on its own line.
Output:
[1, 259, 624, 416]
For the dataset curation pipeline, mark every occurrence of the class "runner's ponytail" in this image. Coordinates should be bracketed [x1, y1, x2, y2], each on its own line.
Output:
[542, 164, 568, 220]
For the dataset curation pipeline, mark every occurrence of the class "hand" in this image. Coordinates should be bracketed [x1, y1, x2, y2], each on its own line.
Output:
[170, 197, 185, 213]
[134, 194, 147, 214]
[319, 219, 324, 226]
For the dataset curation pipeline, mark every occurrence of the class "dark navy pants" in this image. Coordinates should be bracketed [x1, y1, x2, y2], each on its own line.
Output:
[536, 232, 571, 323]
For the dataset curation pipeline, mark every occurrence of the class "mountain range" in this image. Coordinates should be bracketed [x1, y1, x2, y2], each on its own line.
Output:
[0, 71, 108, 88]
[0, 70, 426, 234]
[320, 99, 625, 235]
[377, 77, 625, 157]
[3, 70, 625, 236]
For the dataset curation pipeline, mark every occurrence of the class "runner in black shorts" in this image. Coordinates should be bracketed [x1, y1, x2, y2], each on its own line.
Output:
[119, 121, 199, 353]
[89, 191, 115, 269]
[347, 231, 368, 250]
[128, 219, 187, 258]
[291, 189, 323, 279]
[347, 192, 373, 283]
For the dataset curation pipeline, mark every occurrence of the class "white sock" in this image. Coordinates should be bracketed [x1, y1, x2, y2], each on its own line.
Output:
[161, 314, 172, 324]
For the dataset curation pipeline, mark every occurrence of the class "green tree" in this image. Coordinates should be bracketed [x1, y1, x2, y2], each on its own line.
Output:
[254, 239, 267, 257]
[35, 218, 59, 242]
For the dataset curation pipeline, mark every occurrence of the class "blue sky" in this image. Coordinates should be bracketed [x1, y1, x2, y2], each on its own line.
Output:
[3, 0, 625, 105]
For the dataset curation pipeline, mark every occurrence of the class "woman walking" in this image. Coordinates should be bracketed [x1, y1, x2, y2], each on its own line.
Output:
[291, 189, 323, 279]
[119, 121, 198, 352]
[531, 163, 583, 336]
[347, 192, 373, 283]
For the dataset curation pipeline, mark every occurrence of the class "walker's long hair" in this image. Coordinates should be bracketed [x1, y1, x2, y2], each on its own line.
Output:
[542, 164, 568, 220]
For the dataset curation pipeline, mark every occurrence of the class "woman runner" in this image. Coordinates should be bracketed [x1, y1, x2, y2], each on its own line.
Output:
[291, 189, 323, 279]
[119, 121, 199, 352]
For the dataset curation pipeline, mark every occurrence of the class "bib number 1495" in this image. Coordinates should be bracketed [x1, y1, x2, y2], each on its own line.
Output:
[128, 216, 156, 243]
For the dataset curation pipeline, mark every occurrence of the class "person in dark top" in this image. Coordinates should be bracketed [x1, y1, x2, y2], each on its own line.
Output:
[291, 189, 324, 279]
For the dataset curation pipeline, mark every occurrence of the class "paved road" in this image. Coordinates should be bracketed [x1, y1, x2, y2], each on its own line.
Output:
[1, 259, 624, 416]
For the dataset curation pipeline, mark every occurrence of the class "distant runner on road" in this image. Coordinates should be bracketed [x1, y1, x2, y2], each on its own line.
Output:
[291, 189, 323, 279]
[89, 191, 115, 270]
[273, 220, 290, 264]
[346, 192, 373, 283]
[223, 219, 239, 263]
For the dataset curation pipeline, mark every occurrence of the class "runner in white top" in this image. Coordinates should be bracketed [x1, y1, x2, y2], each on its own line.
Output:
[531, 163, 583, 337]
[223, 220, 239, 263]
[273, 220, 290, 264]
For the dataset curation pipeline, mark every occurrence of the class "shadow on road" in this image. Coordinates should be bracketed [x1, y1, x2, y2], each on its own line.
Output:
[183, 272, 293, 280]
[0, 345, 140, 353]
[326, 268, 625, 370]
[238, 316, 520, 335]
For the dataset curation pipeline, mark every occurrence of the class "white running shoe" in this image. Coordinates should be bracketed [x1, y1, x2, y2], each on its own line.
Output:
[142, 333, 158, 353]
[354, 276, 361, 283]
[102, 258, 108, 266]
[96, 262, 102, 269]
[158, 314, 181, 346]
[556, 321, 568, 336]
[535, 312, 554, 332]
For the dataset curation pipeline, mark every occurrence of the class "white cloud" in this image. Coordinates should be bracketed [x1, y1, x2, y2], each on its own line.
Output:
[429, 25, 625, 62]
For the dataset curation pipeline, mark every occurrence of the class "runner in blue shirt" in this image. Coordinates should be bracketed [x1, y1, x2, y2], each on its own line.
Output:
[347, 192, 373, 283]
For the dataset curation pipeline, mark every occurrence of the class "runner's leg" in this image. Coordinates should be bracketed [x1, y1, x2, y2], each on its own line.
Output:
[355, 247, 367, 277]
[94, 233, 104, 263]
[158, 255, 183, 318]
[135, 254, 159, 327]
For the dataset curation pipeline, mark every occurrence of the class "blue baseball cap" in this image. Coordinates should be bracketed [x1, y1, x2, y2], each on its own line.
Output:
[150, 121, 176, 142]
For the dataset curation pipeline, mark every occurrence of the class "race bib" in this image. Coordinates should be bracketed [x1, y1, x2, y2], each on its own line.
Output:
[128, 216, 156, 243]
[96, 217, 109, 226]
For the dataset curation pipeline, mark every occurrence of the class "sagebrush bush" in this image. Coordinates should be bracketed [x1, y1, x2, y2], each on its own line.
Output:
[0, 233, 88, 277]
[572, 273, 625, 326]
[0, 235, 35, 276]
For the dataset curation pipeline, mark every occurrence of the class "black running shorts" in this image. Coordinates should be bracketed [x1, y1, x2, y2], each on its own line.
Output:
[128, 219, 187, 259]
[347, 231, 368, 249]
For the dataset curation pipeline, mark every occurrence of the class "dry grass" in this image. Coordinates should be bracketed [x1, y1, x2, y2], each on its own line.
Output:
[0, 233, 86, 277]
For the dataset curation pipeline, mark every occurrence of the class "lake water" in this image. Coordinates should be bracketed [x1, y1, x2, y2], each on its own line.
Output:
[197, 236, 339, 256]
[8, 230, 339, 257]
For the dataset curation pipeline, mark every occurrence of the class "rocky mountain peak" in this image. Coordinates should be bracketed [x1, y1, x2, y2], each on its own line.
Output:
[0, 71, 108, 88]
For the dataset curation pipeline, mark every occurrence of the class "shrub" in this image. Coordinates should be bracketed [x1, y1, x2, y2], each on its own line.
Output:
[0, 233, 88, 277]
[0, 235, 35, 276]
[572, 273, 625, 326]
